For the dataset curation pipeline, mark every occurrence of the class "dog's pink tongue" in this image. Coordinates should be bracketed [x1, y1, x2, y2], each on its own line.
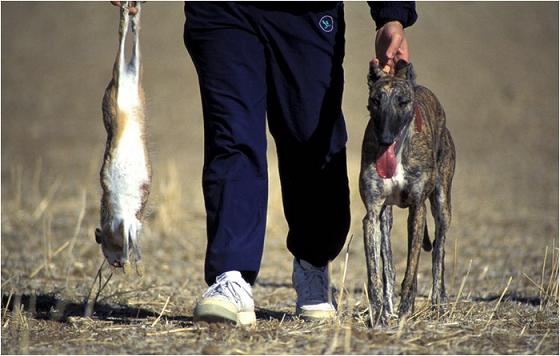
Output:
[376, 143, 397, 178]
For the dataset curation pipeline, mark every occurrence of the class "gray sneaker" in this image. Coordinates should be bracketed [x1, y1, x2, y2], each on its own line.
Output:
[193, 271, 256, 325]
[292, 258, 336, 320]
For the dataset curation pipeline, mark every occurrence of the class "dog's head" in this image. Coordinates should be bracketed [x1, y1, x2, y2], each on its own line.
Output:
[367, 60, 416, 147]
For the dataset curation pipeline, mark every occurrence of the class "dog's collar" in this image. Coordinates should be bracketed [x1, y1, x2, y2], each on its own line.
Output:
[414, 103, 423, 133]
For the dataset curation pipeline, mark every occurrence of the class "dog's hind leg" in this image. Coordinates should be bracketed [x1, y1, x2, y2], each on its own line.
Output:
[399, 202, 427, 319]
[363, 204, 384, 326]
[380, 205, 396, 319]
[430, 187, 449, 312]
[431, 130, 456, 309]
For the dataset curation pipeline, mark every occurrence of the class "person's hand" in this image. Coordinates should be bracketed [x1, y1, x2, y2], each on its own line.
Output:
[375, 21, 409, 75]
[110, 1, 139, 15]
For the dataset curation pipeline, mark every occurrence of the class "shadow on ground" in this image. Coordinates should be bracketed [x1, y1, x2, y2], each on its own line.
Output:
[1, 293, 292, 324]
[1, 293, 190, 324]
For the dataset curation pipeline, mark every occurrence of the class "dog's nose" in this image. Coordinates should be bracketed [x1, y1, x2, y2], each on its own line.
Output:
[380, 134, 395, 146]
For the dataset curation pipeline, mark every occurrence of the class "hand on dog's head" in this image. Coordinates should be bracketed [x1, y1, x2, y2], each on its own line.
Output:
[369, 59, 416, 88]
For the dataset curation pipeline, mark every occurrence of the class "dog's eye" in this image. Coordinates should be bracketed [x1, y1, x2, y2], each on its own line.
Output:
[398, 98, 411, 108]
[370, 96, 381, 107]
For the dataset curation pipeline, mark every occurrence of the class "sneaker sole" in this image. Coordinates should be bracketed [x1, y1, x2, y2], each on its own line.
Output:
[194, 300, 256, 326]
[296, 307, 336, 321]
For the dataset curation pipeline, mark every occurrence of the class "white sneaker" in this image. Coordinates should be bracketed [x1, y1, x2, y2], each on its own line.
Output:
[193, 271, 256, 325]
[292, 258, 336, 320]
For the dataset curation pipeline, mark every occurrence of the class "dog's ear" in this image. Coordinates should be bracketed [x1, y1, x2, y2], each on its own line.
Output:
[368, 59, 387, 88]
[395, 60, 416, 85]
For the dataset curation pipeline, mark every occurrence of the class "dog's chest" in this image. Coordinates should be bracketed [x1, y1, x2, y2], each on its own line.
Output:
[380, 146, 428, 207]
[381, 159, 408, 207]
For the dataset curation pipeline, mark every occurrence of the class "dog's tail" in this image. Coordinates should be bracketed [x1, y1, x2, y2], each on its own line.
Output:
[422, 223, 432, 252]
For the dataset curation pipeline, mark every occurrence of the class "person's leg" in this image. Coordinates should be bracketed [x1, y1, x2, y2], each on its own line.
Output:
[259, 3, 351, 268]
[184, 2, 268, 287]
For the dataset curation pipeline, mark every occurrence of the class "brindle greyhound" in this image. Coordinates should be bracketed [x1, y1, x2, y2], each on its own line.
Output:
[359, 60, 455, 324]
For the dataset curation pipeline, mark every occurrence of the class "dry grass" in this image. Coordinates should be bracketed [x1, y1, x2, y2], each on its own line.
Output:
[1, 3, 558, 353]
[1, 163, 558, 355]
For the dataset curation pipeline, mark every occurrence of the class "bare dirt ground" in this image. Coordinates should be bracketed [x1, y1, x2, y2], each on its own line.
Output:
[1, 2, 558, 354]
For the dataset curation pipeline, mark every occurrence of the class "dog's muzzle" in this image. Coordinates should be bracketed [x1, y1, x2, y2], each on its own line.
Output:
[375, 116, 413, 179]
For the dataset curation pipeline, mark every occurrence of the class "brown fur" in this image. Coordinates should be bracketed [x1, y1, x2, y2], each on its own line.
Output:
[96, 2, 151, 274]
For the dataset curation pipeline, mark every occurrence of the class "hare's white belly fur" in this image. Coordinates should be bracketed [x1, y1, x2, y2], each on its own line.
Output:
[108, 73, 148, 226]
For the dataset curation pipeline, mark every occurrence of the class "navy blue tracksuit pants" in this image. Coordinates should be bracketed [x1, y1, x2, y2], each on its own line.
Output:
[184, 2, 351, 285]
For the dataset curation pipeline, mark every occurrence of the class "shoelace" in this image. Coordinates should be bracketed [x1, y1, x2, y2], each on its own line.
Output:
[203, 276, 249, 307]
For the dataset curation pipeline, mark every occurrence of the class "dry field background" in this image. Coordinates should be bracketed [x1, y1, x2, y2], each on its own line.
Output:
[1, 2, 558, 354]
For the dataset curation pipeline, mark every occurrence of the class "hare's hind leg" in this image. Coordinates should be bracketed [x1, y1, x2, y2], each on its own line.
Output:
[129, 2, 141, 79]
[117, 3, 131, 77]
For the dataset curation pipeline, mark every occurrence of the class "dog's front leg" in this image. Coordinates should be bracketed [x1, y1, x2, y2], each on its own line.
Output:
[399, 202, 427, 319]
[380, 205, 396, 319]
[363, 204, 384, 326]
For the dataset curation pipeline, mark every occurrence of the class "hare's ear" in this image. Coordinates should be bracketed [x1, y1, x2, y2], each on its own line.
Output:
[368, 59, 387, 89]
[95, 228, 103, 244]
[395, 60, 416, 85]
